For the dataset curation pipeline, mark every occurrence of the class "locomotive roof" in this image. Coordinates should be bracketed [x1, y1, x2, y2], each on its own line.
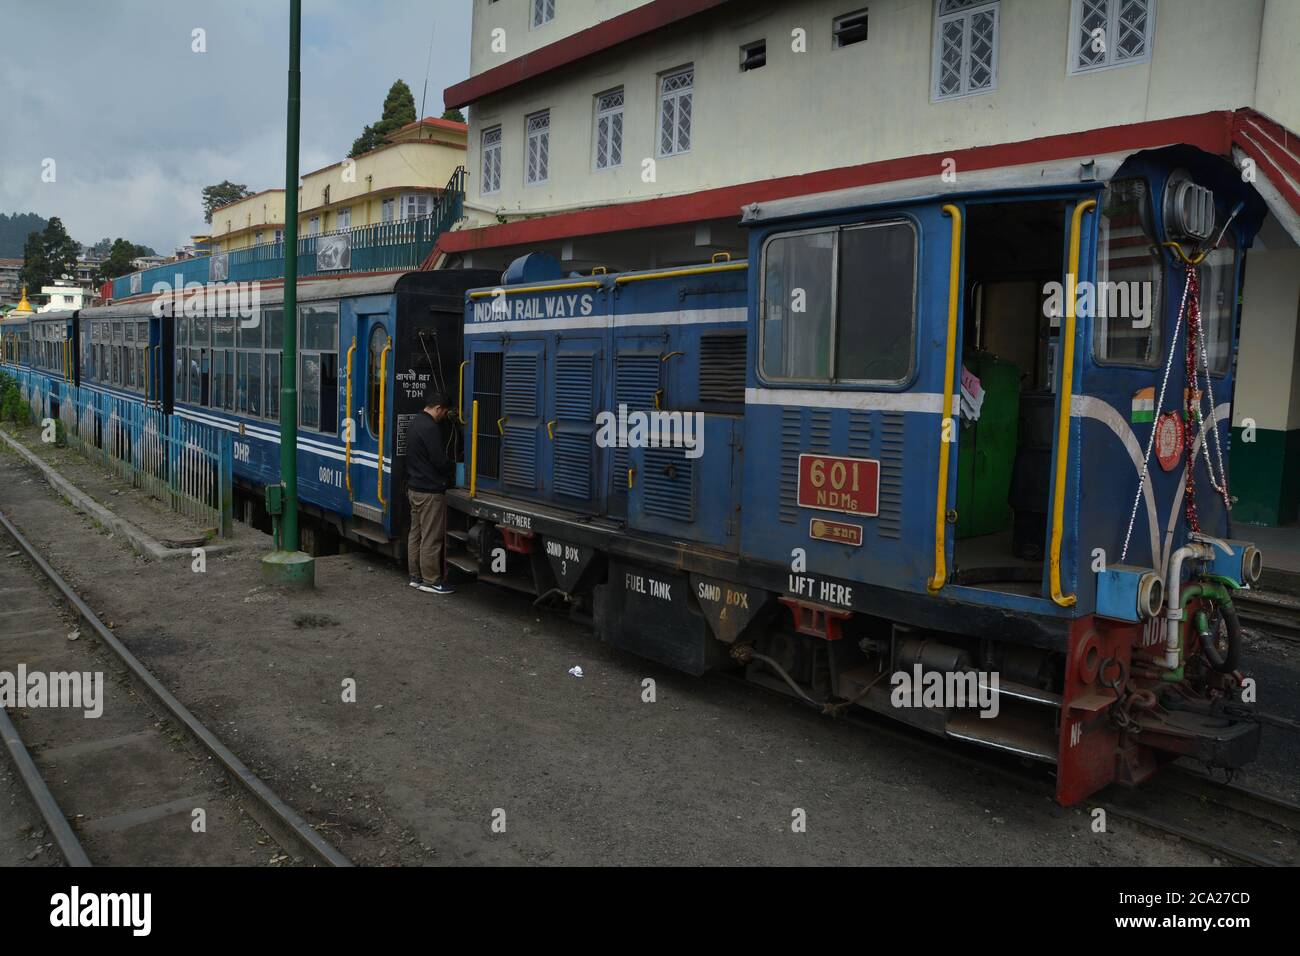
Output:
[741, 151, 1133, 225]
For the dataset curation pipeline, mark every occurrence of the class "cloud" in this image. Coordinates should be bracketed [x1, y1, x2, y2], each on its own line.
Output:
[0, 0, 471, 254]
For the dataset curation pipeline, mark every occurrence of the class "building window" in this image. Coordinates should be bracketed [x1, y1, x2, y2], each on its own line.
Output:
[740, 39, 767, 71]
[336, 207, 351, 230]
[402, 193, 430, 220]
[531, 0, 555, 28]
[273, 228, 283, 244]
[833, 9, 870, 48]
[932, 0, 999, 100]
[381, 197, 396, 222]
[657, 66, 693, 158]
[308, 216, 321, 236]
[481, 126, 503, 194]
[593, 89, 624, 170]
[525, 110, 550, 186]
[1069, 0, 1155, 73]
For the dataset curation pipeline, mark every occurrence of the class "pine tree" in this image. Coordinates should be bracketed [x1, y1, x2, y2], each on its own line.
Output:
[350, 80, 418, 157]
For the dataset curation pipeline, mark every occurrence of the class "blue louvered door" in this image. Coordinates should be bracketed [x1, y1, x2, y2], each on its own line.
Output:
[549, 341, 603, 513]
[500, 341, 545, 496]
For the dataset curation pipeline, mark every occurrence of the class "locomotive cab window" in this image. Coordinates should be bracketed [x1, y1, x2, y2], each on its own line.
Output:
[1093, 179, 1163, 367]
[761, 219, 917, 385]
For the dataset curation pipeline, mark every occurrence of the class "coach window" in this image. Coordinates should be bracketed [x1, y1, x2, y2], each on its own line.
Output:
[125, 320, 136, 389]
[1093, 179, 1163, 367]
[214, 315, 235, 410]
[298, 304, 338, 433]
[238, 310, 263, 417]
[264, 307, 283, 422]
[760, 219, 917, 385]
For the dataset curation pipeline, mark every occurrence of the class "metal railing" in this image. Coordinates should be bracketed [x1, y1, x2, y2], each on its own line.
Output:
[111, 167, 468, 300]
[12, 369, 233, 537]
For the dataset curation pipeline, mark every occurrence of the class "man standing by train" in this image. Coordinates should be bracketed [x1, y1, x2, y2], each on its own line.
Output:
[405, 387, 456, 594]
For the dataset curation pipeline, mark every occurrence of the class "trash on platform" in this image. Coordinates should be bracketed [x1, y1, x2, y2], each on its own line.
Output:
[568, 665, 584, 678]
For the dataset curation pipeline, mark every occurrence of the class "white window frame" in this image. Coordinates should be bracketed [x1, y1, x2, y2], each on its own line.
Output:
[530, 0, 555, 29]
[525, 110, 550, 186]
[1068, 0, 1156, 75]
[308, 216, 321, 236]
[401, 193, 430, 220]
[931, 0, 1000, 101]
[657, 65, 694, 159]
[381, 197, 396, 222]
[336, 207, 351, 231]
[481, 125, 503, 195]
[592, 87, 625, 171]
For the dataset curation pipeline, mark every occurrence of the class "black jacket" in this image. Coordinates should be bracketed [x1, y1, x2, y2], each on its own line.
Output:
[405, 412, 455, 493]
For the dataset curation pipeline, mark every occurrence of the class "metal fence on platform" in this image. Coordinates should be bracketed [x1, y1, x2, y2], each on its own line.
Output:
[10, 369, 233, 537]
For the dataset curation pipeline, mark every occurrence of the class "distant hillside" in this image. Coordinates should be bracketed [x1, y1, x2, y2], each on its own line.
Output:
[0, 212, 49, 258]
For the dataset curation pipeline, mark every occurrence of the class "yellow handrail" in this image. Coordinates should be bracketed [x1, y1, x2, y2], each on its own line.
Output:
[927, 205, 963, 593]
[376, 337, 391, 508]
[468, 280, 601, 299]
[1050, 199, 1098, 608]
[144, 345, 150, 397]
[470, 399, 480, 498]
[615, 262, 746, 285]
[344, 337, 356, 499]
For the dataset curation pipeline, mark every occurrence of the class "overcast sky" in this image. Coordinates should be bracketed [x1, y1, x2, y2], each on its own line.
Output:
[0, 0, 472, 254]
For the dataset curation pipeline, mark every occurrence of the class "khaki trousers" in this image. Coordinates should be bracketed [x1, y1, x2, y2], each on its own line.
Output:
[407, 489, 446, 583]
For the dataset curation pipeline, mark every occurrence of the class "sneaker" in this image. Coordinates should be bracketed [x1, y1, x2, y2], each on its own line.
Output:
[418, 579, 456, 595]
[408, 576, 421, 588]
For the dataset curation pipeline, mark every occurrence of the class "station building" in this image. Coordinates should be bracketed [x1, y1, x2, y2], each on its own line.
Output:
[297, 117, 470, 236]
[209, 189, 286, 254]
[433, 0, 1300, 527]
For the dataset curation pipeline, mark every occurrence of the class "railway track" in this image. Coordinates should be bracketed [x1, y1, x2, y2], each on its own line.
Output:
[0, 507, 350, 868]
[1235, 589, 1300, 645]
[716, 670, 1299, 866]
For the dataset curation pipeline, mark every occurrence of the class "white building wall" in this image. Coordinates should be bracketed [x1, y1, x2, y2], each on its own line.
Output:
[469, 0, 655, 76]
[464, 0, 1267, 221]
[1256, 0, 1300, 133]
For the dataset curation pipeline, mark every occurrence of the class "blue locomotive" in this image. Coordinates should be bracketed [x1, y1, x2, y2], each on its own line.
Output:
[448, 144, 1269, 804]
[0, 140, 1271, 804]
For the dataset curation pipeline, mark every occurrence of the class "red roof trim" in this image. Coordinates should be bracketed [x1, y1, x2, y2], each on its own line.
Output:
[424, 111, 1235, 264]
[1233, 109, 1300, 214]
[395, 116, 468, 134]
[445, 0, 732, 110]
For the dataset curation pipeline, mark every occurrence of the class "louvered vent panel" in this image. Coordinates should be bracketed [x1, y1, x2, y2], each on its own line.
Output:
[878, 411, 904, 539]
[848, 411, 872, 458]
[614, 353, 661, 489]
[502, 424, 536, 489]
[778, 407, 801, 524]
[698, 333, 746, 404]
[809, 409, 832, 452]
[555, 353, 594, 420]
[553, 432, 592, 500]
[503, 353, 538, 416]
[643, 447, 694, 522]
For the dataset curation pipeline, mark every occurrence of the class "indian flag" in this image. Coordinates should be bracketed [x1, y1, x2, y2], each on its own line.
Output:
[1131, 387, 1155, 423]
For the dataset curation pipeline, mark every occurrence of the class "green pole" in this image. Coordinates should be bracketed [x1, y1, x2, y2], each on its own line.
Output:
[281, 0, 301, 552]
[263, 0, 313, 587]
